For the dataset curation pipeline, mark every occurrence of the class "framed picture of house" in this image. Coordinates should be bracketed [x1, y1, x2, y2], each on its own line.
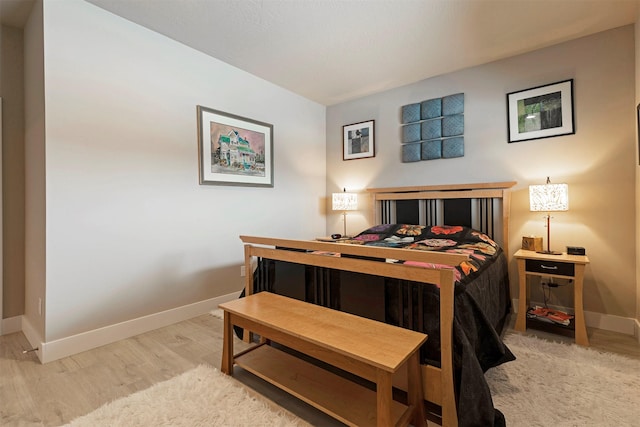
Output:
[197, 106, 273, 187]
[507, 79, 575, 143]
[343, 120, 375, 160]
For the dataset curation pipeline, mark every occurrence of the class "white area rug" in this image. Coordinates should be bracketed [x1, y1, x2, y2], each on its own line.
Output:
[64, 365, 310, 427]
[490, 333, 640, 427]
[67, 313, 639, 427]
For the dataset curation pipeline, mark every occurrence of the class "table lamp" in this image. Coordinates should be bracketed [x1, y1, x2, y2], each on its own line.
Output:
[332, 189, 358, 237]
[529, 177, 569, 255]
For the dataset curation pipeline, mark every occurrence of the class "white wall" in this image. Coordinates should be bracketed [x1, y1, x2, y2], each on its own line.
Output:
[24, 0, 46, 342]
[0, 98, 3, 330]
[636, 6, 640, 331]
[327, 26, 636, 320]
[39, 0, 326, 343]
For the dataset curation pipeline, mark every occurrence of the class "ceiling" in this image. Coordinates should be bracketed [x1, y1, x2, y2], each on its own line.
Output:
[1, 0, 637, 106]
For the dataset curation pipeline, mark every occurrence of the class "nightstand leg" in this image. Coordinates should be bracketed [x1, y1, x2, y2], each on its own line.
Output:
[573, 264, 589, 346]
[514, 258, 527, 332]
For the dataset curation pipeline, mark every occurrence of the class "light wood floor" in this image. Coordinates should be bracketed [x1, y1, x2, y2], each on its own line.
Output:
[1, 312, 638, 426]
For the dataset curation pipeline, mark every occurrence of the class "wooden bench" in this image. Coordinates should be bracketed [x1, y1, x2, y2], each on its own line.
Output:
[219, 292, 428, 427]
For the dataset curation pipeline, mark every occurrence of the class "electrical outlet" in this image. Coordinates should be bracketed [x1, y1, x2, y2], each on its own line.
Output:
[240, 266, 246, 277]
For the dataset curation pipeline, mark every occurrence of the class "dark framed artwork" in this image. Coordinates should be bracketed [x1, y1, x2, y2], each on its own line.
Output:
[343, 120, 375, 160]
[197, 106, 273, 187]
[507, 79, 575, 143]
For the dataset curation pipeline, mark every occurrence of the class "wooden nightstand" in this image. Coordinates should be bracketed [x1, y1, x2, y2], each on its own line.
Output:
[513, 249, 590, 346]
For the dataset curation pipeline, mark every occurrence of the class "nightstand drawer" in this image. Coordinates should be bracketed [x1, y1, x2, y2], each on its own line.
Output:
[525, 259, 575, 276]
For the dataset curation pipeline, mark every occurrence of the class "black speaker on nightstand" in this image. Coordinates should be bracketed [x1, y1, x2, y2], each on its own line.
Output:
[567, 246, 586, 255]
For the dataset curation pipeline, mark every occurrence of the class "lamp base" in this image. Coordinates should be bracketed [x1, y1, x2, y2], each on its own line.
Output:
[536, 250, 563, 255]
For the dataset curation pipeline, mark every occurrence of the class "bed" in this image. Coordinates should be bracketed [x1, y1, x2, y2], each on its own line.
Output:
[239, 181, 516, 427]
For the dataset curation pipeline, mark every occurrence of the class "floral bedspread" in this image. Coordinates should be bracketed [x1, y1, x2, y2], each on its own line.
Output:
[341, 224, 500, 286]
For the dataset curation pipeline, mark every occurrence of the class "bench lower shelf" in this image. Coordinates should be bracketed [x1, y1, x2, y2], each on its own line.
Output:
[235, 344, 412, 427]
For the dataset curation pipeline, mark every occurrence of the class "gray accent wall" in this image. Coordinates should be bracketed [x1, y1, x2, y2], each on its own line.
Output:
[327, 25, 636, 320]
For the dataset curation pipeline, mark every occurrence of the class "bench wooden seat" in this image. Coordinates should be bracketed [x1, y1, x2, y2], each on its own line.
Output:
[219, 291, 428, 427]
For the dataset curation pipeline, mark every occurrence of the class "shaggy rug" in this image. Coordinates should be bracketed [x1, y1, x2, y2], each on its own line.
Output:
[68, 312, 639, 426]
[64, 365, 310, 427]
[490, 333, 640, 427]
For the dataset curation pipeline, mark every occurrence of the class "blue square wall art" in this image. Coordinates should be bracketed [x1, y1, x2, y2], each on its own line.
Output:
[399, 92, 465, 162]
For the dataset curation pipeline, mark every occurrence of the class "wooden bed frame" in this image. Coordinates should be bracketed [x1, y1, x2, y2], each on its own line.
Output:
[239, 181, 515, 426]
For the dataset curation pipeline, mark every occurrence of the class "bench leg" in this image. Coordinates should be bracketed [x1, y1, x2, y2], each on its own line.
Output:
[407, 351, 426, 427]
[376, 369, 393, 427]
[221, 311, 234, 375]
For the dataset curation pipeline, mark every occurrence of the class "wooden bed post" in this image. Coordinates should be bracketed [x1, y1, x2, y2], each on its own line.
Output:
[243, 244, 254, 343]
[244, 244, 254, 297]
[370, 191, 379, 225]
[501, 188, 512, 258]
[439, 270, 458, 427]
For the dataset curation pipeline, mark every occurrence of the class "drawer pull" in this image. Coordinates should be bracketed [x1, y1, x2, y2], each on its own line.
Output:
[541, 265, 558, 270]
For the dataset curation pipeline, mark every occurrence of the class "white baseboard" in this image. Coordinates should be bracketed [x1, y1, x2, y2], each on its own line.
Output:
[1, 315, 22, 335]
[512, 298, 637, 336]
[583, 310, 637, 336]
[39, 291, 240, 364]
[13, 293, 639, 362]
[21, 314, 44, 361]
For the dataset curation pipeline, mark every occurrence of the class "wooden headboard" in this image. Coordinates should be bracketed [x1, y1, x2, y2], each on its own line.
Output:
[366, 181, 517, 256]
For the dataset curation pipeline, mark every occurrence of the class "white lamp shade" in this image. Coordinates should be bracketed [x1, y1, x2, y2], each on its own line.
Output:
[529, 183, 569, 212]
[332, 192, 358, 211]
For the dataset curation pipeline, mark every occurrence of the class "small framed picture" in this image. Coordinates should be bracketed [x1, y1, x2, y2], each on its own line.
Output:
[507, 79, 575, 143]
[197, 106, 273, 187]
[343, 120, 375, 160]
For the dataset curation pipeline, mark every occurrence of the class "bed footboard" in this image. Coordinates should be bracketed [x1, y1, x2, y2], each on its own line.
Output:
[240, 236, 461, 426]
